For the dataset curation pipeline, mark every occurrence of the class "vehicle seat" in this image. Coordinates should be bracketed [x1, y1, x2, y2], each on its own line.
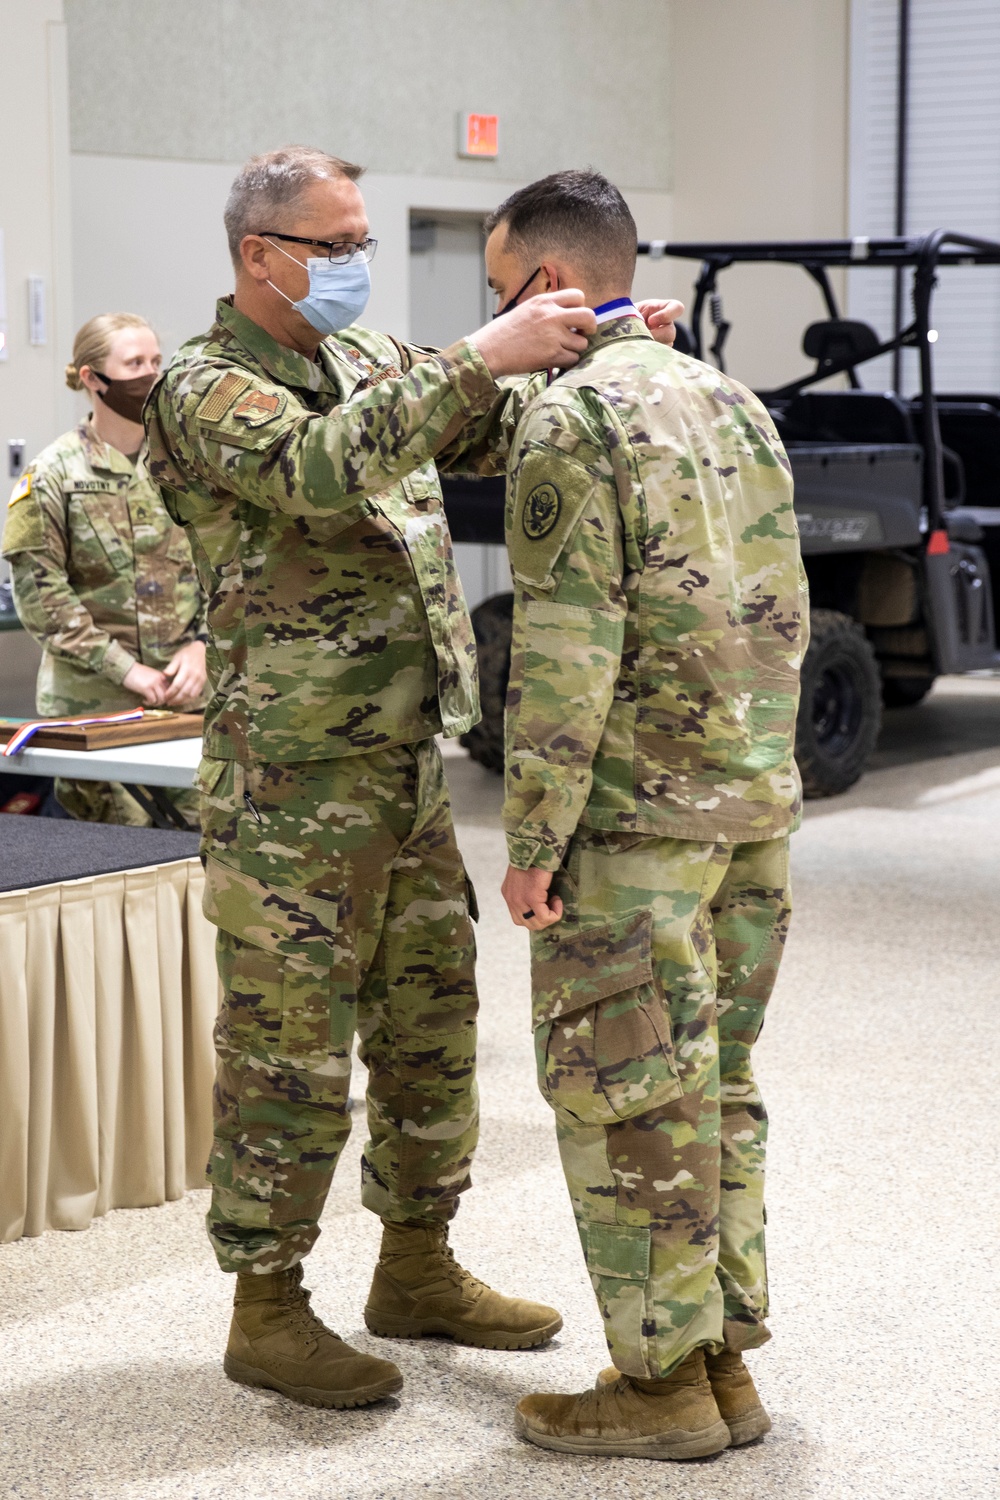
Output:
[782, 390, 917, 445]
[802, 319, 881, 378]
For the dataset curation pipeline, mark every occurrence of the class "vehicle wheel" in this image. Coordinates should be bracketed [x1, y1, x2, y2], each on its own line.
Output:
[881, 675, 936, 708]
[459, 592, 514, 774]
[796, 609, 882, 798]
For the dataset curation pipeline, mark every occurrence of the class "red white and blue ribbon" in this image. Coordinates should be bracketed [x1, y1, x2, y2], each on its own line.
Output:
[3, 708, 144, 757]
[593, 296, 640, 325]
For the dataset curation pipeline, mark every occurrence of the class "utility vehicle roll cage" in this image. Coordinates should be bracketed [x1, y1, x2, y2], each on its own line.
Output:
[636, 231, 1000, 536]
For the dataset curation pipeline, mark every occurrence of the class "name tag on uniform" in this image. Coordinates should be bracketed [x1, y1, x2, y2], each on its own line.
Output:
[64, 479, 118, 494]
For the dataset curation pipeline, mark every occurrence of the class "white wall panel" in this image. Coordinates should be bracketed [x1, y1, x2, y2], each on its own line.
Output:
[849, 0, 1000, 394]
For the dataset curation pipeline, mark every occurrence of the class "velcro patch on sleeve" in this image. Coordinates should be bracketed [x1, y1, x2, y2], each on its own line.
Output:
[549, 428, 581, 454]
[196, 371, 252, 424]
[508, 447, 597, 590]
[232, 388, 287, 426]
[1, 478, 44, 555]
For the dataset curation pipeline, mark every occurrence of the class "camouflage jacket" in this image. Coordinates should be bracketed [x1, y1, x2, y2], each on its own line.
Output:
[503, 313, 809, 870]
[145, 298, 527, 764]
[2, 421, 204, 717]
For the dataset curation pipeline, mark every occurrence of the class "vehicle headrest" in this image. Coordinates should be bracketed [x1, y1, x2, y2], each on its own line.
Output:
[802, 319, 881, 369]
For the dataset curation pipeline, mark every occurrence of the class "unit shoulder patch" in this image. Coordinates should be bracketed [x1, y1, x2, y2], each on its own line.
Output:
[232, 388, 287, 427]
[522, 482, 561, 540]
[196, 371, 252, 425]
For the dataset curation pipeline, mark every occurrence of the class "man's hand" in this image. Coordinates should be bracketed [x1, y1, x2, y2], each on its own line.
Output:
[638, 298, 686, 347]
[163, 640, 207, 708]
[501, 864, 564, 930]
[469, 290, 597, 378]
[122, 660, 170, 707]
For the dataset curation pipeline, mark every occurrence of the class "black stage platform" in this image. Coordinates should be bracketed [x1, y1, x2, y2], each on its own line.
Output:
[0, 814, 200, 893]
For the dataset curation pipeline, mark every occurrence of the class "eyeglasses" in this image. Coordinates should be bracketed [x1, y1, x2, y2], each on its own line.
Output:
[259, 231, 378, 265]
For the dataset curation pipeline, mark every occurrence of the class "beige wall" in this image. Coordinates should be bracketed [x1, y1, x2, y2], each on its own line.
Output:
[0, 0, 74, 489]
[5, 0, 855, 464]
[64, 0, 672, 190]
[66, 0, 675, 358]
[670, 0, 852, 390]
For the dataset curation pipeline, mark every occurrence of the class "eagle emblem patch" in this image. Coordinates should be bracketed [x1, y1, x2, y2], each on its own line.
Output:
[521, 482, 561, 540]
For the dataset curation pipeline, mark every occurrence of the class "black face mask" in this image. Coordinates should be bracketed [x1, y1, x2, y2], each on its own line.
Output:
[91, 370, 157, 424]
[493, 267, 542, 318]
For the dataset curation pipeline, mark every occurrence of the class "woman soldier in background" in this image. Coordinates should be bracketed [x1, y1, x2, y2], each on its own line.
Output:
[1, 313, 206, 826]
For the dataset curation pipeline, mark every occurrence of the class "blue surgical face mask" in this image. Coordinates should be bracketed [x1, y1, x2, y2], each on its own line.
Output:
[266, 240, 371, 336]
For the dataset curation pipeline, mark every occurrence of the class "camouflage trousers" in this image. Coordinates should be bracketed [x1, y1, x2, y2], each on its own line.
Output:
[197, 740, 479, 1274]
[56, 776, 200, 828]
[530, 829, 791, 1379]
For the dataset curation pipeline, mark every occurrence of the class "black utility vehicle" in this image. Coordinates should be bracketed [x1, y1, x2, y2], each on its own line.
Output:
[441, 231, 1000, 796]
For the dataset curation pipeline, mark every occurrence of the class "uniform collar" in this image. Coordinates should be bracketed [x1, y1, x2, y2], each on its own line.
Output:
[214, 296, 366, 396]
[77, 419, 139, 476]
[582, 300, 653, 358]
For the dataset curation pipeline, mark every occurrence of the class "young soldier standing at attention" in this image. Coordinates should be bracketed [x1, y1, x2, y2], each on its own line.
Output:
[487, 170, 808, 1462]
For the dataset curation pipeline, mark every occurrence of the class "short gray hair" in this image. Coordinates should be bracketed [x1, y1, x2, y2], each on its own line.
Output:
[224, 146, 365, 268]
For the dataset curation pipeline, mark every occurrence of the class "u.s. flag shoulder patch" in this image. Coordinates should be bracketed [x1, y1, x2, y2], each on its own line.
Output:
[8, 473, 32, 506]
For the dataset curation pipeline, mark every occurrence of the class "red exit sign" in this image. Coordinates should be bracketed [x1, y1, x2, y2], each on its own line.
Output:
[458, 113, 499, 158]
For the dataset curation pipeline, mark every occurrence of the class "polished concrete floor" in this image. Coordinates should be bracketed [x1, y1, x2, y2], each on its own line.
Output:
[3, 679, 999, 1500]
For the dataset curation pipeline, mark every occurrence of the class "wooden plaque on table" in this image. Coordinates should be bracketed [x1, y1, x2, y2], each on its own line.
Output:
[0, 712, 204, 751]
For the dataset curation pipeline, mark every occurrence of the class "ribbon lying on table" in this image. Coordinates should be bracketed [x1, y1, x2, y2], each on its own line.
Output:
[3, 709, 144, 757]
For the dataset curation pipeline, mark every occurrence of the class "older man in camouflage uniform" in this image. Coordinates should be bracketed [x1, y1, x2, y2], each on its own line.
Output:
[487, 170, 808, 1461]
[144, 145, 686, 1411]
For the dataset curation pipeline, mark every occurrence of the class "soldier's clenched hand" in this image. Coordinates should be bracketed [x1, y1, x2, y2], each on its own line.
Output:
[469, 290, 597, 377]
[502, 864, 564, 930]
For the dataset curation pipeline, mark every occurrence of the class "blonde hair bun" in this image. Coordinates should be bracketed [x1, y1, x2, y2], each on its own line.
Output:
[64, 361, 84, 391]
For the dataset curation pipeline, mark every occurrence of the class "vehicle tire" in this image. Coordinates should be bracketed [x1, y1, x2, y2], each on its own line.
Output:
[881, 675, 936, 708]
[796, 609, 882, 798]
[459, 592, 514, 774]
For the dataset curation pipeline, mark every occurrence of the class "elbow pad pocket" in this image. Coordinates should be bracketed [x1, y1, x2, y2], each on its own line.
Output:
[510, 599, 624, 763]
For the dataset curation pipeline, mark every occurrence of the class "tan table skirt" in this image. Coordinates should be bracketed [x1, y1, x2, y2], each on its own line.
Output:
[0, 857, 219, 1242]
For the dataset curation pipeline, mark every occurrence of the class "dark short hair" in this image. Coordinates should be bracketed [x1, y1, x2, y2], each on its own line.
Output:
[224, 146, 365, 267]
[486, 169, 637, 286]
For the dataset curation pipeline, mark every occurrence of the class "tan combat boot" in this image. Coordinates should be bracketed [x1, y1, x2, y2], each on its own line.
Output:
[596, 1346, 771, 1446]
[517, 1348, 730, 1460]
[704, 1347, 772, 1444]
[224, 1263, 403, 1409]
[364, 1221, 562, 1350]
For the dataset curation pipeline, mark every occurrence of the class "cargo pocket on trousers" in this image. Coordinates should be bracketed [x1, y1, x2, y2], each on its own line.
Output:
[279, 953, 334, 1065]
[531, 909, 683, 1127]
